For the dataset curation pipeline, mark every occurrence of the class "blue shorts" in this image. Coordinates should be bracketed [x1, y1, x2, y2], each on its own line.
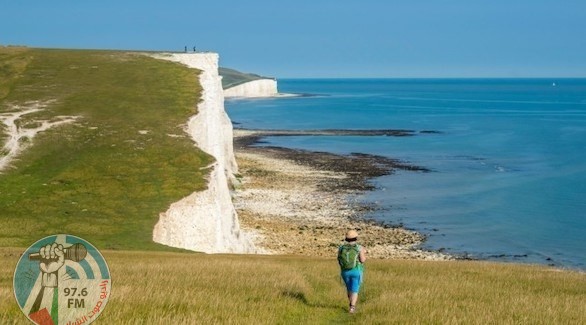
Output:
[341, 268, 363, 293]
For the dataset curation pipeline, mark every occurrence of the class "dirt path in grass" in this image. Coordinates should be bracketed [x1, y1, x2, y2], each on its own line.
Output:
[0, 101, 77, 172]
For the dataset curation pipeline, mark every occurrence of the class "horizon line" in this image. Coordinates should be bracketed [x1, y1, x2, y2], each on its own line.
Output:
[3, 45, 584, 80]
[275, 76, 586, 80]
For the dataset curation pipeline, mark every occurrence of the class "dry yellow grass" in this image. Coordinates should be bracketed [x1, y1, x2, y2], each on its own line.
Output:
[1, 248, 584, 324]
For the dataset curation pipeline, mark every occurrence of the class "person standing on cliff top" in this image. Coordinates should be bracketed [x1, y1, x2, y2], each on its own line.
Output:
[337, 230, 367, 313]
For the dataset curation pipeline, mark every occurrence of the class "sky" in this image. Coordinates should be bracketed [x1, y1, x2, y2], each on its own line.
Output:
[1, 0, 585, 78]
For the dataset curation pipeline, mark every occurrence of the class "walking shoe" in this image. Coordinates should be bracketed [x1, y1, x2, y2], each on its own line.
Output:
[349, 305, 356, 314]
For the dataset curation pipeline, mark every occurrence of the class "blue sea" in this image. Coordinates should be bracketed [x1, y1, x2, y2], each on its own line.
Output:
[225, 79, 586, 270]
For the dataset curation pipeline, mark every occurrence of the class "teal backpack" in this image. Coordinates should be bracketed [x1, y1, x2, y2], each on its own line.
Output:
[338, 244, 360, 271]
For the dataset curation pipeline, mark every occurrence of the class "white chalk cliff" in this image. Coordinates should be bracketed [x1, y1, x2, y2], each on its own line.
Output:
[151, 53, 256, 253]
[224, 79, 278, 98]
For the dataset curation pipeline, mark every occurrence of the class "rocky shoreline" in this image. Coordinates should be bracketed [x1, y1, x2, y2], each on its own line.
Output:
[233, 129, 453, 260]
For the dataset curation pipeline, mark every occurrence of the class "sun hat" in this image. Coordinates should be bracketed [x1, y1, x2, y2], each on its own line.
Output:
[345, 230, 358, 241]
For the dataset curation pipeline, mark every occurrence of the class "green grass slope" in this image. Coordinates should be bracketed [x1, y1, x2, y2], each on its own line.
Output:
[1, 249, 584, 324]
[219, 67, 273, 89]
[0, 47, 213, 250]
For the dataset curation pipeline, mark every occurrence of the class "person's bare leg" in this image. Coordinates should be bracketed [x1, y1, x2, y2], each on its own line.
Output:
[350, 293, 358, 306]
[348, 292, 358, 313]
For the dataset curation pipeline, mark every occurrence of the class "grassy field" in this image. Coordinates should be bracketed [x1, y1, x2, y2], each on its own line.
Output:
[1, 248, 584, 324]
[0, 47, 212, 250]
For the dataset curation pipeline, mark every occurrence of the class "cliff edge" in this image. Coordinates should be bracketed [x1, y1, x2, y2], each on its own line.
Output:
[150, 53, 257, 253]
[224, 79, 278, 98]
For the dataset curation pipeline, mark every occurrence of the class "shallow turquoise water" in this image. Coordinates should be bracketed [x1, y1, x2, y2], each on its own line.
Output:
[226, 79, 586, 269]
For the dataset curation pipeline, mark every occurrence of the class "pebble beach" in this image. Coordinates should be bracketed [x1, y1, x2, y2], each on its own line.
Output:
[233, 129, 453, 261]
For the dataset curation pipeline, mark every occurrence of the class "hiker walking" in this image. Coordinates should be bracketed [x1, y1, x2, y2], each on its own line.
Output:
[338, 230, 366, 313]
